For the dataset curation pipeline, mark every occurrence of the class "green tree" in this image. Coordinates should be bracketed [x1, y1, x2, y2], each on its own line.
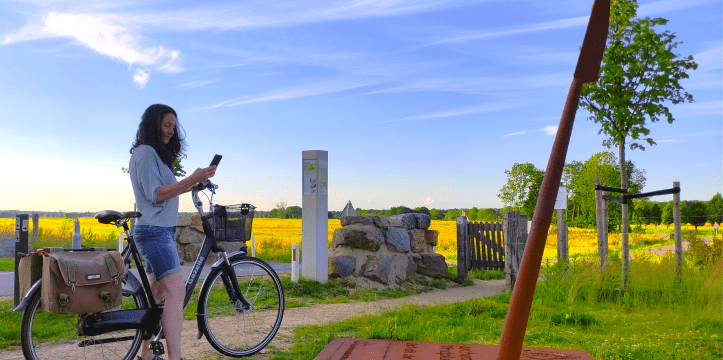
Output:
[498, 162, 544, 221]
[688, 201, 707, 230]
[429, 209, 442, 220]
[443, 209, 461, 221]
[414, 207, 431, 216]
[661, 201, 674, 227]
[477, 208, 500, 222]
[706, 193, 723, 224]
[466, 207, 479, 221]
[649, 203, 662, 225]
[286, 206, 302, 219]
[579, 0, 696, 287]
[271, 202, 287, 218]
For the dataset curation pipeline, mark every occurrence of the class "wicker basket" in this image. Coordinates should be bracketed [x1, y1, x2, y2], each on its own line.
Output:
[211, 203, 255, 242]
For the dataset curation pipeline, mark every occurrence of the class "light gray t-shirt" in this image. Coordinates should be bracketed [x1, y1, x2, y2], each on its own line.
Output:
[129, 145, 179, 227]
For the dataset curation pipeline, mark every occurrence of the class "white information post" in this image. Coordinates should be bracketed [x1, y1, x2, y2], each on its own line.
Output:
[302, 150, 328, 283]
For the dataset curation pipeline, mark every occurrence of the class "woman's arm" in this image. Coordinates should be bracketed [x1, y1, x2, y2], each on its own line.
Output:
[156, 166, 216, 203]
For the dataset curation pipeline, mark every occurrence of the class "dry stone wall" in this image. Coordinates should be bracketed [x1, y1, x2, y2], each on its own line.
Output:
[329, 213, 448, 287]
[175, 215, 246, 264]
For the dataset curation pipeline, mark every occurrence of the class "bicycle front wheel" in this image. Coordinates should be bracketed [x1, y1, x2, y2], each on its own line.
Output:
[197, 256, 285, 357]
[20, 286, 147, 360]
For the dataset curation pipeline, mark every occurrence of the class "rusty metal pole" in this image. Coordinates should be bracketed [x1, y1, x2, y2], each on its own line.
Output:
[496, 1, 609, 359]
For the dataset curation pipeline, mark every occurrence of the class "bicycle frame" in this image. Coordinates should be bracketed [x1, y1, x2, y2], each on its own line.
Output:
[16, 182, 251, 340]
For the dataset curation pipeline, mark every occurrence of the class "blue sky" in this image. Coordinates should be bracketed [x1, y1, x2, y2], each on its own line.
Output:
[0, 0, 720, 213]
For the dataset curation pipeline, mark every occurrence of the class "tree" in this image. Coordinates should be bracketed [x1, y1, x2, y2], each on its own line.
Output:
[477, 208, 501, 222]
[286, 206, 302, 219]
[498, 162, 544, 220]
[579, 0, 696, 288]
[271, 202, 287, 218]
[443, 209, 461, 221]
[688, 201, 707, 230]
[661, 201, 674, 227]
[707, 193, 723, 224]
[429, 209, 442, 220]
[466, 207, 479, 221]
[649, 203, 662, 225]
[414, 207, 431, 216]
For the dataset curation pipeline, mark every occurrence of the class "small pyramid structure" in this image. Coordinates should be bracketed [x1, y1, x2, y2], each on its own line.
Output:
[338, 201, 357, 219]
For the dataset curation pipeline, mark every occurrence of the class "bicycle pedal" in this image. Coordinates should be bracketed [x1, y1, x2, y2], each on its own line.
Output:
[150, 340, 165, 357]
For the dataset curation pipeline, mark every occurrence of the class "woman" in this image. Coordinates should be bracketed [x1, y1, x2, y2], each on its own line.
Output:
[129, 104, 216, 360]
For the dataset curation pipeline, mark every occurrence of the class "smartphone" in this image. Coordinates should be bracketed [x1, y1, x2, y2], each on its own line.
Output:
[210, 154, 222, 167]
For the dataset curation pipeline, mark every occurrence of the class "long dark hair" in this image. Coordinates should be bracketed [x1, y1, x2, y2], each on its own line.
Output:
[130, 104, 186, 170]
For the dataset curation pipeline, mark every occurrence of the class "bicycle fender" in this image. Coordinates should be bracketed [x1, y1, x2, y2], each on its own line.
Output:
[208, 250, 247, 270]
[13, 279, 41, 312]
[122, 271, 144, 297]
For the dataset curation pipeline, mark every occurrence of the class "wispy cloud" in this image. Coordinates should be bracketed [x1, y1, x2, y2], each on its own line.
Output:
[503, 131, 530, 137]
[423, 15, 588, 47]
[657, 139, 681, 143]
[3, 12, 181, 86]
[638, 0, 715, 17]
[541, 125, 558, 135]
[201, 79, 375, 109]
[173, 80, 217, 90]
[381, 100, 535, 123]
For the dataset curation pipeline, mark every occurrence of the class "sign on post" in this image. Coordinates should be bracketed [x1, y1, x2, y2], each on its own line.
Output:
[302, 150, 328, 284]
[14, 214, 29, 306]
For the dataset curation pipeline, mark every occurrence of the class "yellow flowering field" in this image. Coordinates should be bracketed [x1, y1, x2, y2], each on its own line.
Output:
[1, 217, 713, 263]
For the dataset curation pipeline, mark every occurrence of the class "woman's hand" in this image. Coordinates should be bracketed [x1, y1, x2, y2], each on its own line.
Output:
[156, 165, 217, 202]
[190, 166, 217, 184]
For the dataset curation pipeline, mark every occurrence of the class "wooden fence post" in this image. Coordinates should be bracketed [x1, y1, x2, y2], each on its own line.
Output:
[602, 190, 608, 263]
[673, 181, 682, 283]
[456, 216, 469, 281]
[31, 213, 39, 242]
[556, 209, 568, 264]
[595, 178, 605, 271]
[504, 211, 528, 291]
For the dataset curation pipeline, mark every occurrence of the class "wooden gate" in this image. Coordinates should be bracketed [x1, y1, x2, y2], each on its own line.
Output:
[464, 221, 505, 271]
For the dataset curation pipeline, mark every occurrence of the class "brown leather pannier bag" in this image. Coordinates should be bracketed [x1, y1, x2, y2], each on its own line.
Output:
[18, 250, 51, 299]
[41, 248, 125, 314]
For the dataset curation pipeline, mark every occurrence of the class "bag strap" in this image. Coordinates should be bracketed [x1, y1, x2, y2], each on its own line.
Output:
[103, 253, 120, 284]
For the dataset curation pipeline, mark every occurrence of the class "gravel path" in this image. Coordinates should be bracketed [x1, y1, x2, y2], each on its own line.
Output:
[0, 279, 506, 360]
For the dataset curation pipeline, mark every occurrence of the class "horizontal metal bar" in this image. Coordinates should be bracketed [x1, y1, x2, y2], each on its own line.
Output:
[595, 185, 628, 193]
[623, 187, 680, 200]
[602, 195, 623, 204]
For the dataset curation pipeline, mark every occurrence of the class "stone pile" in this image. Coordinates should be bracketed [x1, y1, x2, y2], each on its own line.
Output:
[329, 213, 448, 287]
[175, 215, 246, 264]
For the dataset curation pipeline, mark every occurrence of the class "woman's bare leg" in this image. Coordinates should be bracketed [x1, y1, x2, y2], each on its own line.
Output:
[139, 274, 163, 360]
[158, 272, 185, 360]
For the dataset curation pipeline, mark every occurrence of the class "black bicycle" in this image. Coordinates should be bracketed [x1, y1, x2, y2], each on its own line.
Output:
[15, 180, 285, 360]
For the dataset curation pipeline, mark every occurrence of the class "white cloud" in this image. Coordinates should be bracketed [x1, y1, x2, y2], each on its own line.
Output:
[541, 125, 558, 135]
[203, 79, 375, 109]
[422, 196, 434, 206]
[382, 100, 535, 123]
[133, 69, 150, 88]
[174, 80, 218, 90]
[3, 12, 182, 86]
[657, 139, 681, 143]
[503, 131, 530, 137]
[638, 0, 715, 16]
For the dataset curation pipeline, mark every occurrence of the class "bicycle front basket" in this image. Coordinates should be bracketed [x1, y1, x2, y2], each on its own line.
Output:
[211, 203, 256, 242]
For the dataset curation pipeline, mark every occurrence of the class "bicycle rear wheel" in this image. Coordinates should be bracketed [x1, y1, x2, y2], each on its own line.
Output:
[197, 256, 285, 357]
[20, 285, 147, 360]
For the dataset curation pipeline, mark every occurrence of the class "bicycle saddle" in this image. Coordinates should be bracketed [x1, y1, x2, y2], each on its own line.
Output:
[95, 210, 142, 224]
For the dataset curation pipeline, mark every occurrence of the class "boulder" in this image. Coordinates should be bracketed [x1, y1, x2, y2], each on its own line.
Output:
[182, 243, 203, 264]
[385, 227, 411, 253]
[176, 226, 203, 244]
[390, 214, 417, 230]
[362, 214, 402, 228]
[409, 229, 426, 253]
[0, 238, 33, 259]
[414, 214, 432, 229]
[340, 216, 373, 227]
[425, 230, 438, 246]
[332, 225, 384, 251]
[329, 255, 357, 278]
[359, 254, 410, 285]
[415, 254, 449, 279]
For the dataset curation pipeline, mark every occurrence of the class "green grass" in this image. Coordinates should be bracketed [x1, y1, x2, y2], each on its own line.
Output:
[269, 254, 722, 360]
[0, 259, 13, 272]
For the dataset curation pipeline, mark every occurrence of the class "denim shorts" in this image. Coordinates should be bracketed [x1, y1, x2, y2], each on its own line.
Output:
[132, 225, 181, 281]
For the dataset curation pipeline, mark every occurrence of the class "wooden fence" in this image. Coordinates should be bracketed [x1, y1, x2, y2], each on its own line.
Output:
[458, 218, 505, 272]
